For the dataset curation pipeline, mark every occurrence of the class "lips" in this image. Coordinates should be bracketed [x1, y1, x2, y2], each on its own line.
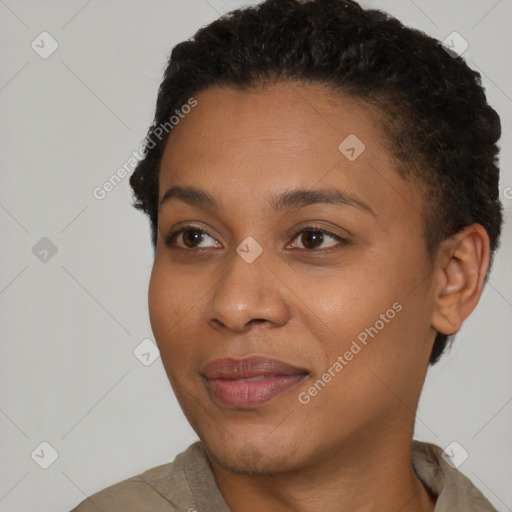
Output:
[202, 356, 309, 409]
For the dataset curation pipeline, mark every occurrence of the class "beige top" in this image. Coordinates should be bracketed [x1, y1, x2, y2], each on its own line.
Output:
[70, 441, 496, 511]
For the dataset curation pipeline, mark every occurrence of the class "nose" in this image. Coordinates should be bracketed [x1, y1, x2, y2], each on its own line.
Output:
[207, 250, 290, 333]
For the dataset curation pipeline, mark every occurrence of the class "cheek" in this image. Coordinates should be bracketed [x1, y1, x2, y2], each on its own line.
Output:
[306, 251, 430, 378]
[148, 263, 172, 341]
[147, 259, 199, 367]
[314, 284, 432, 417]
[306, 264, 397, 342]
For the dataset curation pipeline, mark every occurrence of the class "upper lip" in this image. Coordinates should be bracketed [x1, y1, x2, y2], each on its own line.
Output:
[202, 356, 309, 380]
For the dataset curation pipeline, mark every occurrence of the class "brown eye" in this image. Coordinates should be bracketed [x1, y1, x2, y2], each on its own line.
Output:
[289, 227, 348, 253]
[299, 230, 326, 249]
[181, 229, 205, 248]
[165, 226, 220, 249]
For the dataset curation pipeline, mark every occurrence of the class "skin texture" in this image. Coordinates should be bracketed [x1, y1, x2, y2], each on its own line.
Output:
[148, 82, 489, 512]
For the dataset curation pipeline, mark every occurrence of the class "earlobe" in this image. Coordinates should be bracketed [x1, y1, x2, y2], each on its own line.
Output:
[431, 224, 490, 336]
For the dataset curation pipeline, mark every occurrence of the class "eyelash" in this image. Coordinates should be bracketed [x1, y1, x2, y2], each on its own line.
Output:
[164, 224, 349, 254]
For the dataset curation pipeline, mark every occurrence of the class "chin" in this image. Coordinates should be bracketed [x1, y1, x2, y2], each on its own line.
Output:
[205, 442, 286, 476]
[199, 428, 307, 476]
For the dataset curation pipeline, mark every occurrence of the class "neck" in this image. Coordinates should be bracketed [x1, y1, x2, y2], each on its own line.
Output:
[207, 432, 437, 512]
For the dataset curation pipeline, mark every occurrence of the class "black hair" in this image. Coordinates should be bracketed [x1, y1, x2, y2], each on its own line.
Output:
[129, 0, 503, 364]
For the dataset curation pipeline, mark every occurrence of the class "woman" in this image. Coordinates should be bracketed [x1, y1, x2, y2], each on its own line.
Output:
[72, 0, 502, 510]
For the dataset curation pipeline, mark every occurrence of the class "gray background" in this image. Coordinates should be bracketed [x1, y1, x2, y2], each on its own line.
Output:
[0, 1, 511, 511]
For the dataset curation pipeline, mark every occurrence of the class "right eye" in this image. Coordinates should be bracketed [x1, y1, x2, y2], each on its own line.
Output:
[164, 225, 222, 249]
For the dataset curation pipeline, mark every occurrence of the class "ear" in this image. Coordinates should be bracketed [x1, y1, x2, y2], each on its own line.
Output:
[431, 224, 490, 336]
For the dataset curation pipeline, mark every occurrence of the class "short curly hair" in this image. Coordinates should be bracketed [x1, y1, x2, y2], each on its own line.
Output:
[129, 0, 503, 365]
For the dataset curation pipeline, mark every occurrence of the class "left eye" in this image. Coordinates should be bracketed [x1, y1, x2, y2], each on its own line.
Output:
[288, 228, 347, 251]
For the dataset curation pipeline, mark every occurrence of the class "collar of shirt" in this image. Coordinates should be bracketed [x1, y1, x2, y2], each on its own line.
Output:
[71, 440, 497, 511]
[411, 440, 496, 511]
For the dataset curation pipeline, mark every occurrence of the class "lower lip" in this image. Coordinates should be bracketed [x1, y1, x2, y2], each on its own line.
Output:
[206, 374, 308, 409]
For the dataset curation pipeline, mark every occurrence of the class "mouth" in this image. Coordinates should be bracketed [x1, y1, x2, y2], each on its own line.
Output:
[201, 355, 309, 409]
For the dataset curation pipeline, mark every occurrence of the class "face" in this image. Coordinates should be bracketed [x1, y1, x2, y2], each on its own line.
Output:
[149, 82, 438, 474]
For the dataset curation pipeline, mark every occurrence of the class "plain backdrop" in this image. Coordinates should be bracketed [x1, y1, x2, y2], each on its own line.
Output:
[0, 1, 511, 511]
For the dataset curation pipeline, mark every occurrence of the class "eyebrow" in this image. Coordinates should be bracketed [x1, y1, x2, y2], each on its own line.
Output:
[159, 185, 376, 216]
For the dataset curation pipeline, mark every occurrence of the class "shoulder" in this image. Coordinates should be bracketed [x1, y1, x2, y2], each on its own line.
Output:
[69, 443, 202, 512]
[412, 440, 497, 511]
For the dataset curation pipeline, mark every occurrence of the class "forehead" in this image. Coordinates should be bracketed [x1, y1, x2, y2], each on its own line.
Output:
[159, 82, 424, 227]
[164, 82, 384, 169]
